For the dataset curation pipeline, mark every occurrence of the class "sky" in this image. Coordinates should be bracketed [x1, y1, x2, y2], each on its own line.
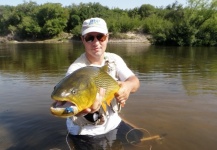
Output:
[0, 0, 187, 9]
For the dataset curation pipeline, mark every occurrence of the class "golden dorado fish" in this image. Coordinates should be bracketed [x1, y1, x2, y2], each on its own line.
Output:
[50, 65, 120, 118]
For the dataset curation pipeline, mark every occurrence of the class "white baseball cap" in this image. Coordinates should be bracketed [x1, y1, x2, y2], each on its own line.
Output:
[81, 18, 108, 36]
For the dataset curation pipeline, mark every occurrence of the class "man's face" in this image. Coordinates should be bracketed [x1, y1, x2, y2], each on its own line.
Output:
[82, 32, 108, 60]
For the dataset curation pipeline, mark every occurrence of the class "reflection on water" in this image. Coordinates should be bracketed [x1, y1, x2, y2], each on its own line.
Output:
[0, 42, 217, 150]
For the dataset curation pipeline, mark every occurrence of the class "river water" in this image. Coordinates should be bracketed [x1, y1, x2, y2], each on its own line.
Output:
[0, 42, 217, 150]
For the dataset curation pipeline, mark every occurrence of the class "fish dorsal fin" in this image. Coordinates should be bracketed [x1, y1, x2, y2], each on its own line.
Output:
[101, 64, 109, 72]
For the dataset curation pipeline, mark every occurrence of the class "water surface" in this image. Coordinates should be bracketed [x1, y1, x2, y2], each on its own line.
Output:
[0, 42, 217, 150]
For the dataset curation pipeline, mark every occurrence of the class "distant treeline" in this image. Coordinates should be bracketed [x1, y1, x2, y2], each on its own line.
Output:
[1, 0, 217, 46]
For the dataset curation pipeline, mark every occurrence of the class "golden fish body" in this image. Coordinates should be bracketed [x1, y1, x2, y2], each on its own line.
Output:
[50, 65, 120, 118]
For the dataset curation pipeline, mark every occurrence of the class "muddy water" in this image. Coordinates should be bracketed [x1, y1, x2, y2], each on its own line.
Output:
[0, 43, 217, 150]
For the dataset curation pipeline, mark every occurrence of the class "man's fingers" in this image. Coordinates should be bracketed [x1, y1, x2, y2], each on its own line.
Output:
[91, 93, 101, 111]
[76, 108, 91, 116]
[99, 88, 106, 97]
[90, 88, 106, 113]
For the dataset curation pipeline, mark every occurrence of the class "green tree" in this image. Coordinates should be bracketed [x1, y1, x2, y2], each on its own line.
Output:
[142, 14, 173, 45]
[196, 14, 217, 46]
[138, 4, 156, 18]
[128, 8, 140, 18]
[147, 0, 217, 46]
[12, 2, 40, 38]
[164, 1, 184, 21]
[174, 0, 217, 46]
[37, 3, 69, 38]
[17, 16, 41, 38]
[0, 5, 20, 35]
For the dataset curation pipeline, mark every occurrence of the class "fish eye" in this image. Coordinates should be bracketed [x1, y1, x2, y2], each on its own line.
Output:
[71, 89, 77, 95]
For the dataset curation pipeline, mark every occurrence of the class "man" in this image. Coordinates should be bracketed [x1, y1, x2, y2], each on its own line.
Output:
[66, 17, 141, 149]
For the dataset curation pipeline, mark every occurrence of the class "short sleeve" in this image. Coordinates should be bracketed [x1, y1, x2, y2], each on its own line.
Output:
[106, 53, 134, 81]
[66, 53, 88, 76]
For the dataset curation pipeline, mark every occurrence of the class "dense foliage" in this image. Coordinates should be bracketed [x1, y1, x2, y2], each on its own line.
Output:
[0, 0, 217, 46]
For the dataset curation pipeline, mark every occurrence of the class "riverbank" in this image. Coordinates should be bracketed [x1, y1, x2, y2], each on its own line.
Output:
[0, 32, 151, 45]
[109, 32, 151, 44]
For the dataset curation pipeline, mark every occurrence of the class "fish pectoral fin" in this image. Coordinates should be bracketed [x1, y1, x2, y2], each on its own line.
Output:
[101, 102, 107, 113]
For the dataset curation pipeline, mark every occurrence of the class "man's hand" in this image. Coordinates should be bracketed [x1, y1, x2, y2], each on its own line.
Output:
[115, 76, 140, 107]
[76, 88, 105, 116]
[115, 81, 131, 107]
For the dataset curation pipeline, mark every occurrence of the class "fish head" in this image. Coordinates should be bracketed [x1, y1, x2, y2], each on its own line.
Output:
[50, 71, 98, 118]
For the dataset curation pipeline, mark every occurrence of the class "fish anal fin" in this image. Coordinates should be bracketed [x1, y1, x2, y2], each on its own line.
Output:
[101, 95, 114, 113]
[105, 93, 115, 106]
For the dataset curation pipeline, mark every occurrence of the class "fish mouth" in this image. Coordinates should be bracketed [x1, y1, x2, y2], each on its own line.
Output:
[52, 100, 75, 108]
[50, 100, 78, 117]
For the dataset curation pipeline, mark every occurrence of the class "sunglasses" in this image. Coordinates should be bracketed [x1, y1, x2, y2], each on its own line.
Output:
[83, 34, 107, 43]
